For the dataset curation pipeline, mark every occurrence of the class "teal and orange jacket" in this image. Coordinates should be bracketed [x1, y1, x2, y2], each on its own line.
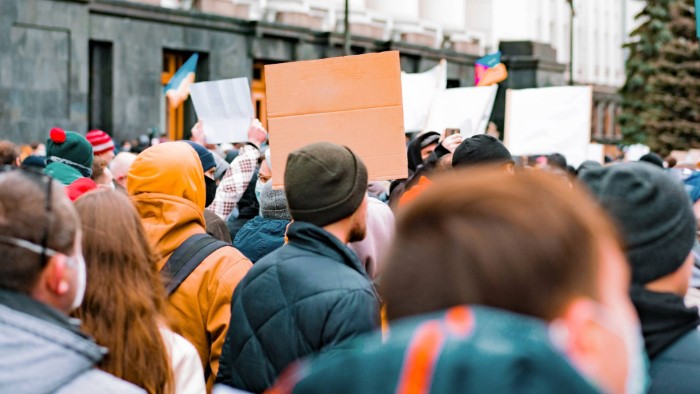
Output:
[269, 306, 602, 394]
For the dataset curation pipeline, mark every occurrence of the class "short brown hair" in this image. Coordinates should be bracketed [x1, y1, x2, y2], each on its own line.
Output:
[0, 141, 19, 166]
[0, 171, 79, 292]
[382, 168, 621, 322]
[91, 155, 109, 182]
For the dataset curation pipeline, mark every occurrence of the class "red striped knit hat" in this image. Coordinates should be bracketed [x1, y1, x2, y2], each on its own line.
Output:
[85, 129, 115, 156]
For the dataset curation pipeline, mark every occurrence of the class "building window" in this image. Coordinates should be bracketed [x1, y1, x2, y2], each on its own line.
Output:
[89, 41, 113, 133]
[252, 62, 268, 130]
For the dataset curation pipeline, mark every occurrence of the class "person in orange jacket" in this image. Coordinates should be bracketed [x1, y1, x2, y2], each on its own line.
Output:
[127, 141, 252, 392]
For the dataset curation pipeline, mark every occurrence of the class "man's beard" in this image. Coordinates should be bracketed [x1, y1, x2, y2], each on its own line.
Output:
[348, 220, 367, 243]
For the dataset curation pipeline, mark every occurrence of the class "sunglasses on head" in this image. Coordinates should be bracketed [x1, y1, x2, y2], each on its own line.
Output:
[0, 165, 53, 266]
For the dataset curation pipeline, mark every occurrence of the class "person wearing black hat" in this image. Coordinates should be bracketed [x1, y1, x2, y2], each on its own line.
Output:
[184, 141, 232, 244]
[580, 162, 700, 394]
[216, 142, 380, 393]
[452, 134, 514, 172]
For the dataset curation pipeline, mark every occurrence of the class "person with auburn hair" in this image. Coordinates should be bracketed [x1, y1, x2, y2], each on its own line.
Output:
[270, 169, 647, 394]
[74, 189, 205, 394]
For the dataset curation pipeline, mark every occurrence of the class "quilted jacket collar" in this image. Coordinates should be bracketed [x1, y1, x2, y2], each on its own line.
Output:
[287, 221, 368, 278]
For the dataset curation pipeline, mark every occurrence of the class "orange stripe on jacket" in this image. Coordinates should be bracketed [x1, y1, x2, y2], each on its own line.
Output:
[395, 321, 446, 394]
[444, 306, 474, 338]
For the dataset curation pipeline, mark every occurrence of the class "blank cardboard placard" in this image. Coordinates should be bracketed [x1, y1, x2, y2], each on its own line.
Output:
[505, 86, 592, 167]
[265, 51, 408, 188]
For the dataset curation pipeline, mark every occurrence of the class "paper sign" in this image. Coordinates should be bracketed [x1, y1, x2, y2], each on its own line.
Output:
[587, 143, 605, 164]
[505, 86, 593, 167]
[265, 51, 408, 187]
[401, 60, 446, 132]
[425, 85, 498, 137]
[190, 78, 254, 144]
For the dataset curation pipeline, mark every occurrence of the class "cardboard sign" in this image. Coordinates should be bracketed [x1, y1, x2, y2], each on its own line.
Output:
[424, 85, 498, 137]
[190, 78, 254, 144]
[265, 51, 408, 187]
[505, 86, 593, 167]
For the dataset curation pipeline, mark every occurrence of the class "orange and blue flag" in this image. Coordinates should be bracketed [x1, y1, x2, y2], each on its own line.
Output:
[164, 53, 198, 108]
[475, 52, 508, 87]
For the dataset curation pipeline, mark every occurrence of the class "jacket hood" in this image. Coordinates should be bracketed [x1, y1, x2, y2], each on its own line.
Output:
[0, 292, 105, 393]
[128, 142, 206, 260]
[234, 216, 288, 263]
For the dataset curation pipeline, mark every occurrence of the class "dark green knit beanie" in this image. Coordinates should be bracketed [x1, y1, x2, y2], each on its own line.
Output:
[580, 162, 696, 285]
[46, 128, 94, 178]
[284, 142, 368, 227]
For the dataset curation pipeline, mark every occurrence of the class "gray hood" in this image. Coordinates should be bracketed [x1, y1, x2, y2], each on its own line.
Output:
[0, 291, 143, 393]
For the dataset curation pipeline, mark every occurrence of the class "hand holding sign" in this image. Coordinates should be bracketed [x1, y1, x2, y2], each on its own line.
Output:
[248, 119, 268, 148]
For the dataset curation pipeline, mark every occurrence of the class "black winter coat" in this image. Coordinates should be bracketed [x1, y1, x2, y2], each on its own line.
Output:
[216, 221, 381, 393]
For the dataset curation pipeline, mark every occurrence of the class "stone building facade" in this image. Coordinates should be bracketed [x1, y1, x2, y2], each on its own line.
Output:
[0, 0, 598, 144]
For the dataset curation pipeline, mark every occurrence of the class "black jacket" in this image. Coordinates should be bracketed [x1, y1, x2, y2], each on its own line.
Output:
[631, 286, 700, 393]
[216, 221, 381, 393]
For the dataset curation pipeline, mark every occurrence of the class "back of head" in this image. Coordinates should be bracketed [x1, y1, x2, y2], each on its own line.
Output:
[451, 134, 513, 169]
[183, 140, 216, 172]
[0, 170, 79, 293]
[73, 189, 172, 393]
[579, 162, 696, 285]
[46, 128, 94, 179]
[260, 182, 291, 221]
[109, 152, 137, 181]
[639, 152, 664, 168]
[85, 130, 115, 157]
[127, 141, 205, 209]
[383, 168, 618, 322]
[547, 153, 568, 170]
[0, 141, 19, 166]
[284, 142, 368, 227]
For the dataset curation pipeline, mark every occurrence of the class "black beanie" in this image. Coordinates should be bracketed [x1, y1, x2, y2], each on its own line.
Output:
[284, 142, 368, 227]
[452, 134, 513, 168]
[639, 152, 664, 168]
[580, 162, 696, 285]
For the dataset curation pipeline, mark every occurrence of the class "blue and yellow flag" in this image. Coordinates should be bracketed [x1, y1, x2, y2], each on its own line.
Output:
[164, 53, 198, 108]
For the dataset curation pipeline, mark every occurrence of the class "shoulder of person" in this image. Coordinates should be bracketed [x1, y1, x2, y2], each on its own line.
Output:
[58, 369, 146, 394]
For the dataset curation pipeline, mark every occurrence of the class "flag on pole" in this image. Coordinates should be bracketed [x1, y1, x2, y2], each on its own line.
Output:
[475, 52, 508, 86]
[164, 53, 199, 108]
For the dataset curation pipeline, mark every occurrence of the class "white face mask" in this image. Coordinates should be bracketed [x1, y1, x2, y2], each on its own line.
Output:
[255, 179, 267, 205]
[0, 235, 87, 310]
[67, 253, 87, 310]
[549, 304, 649, 394]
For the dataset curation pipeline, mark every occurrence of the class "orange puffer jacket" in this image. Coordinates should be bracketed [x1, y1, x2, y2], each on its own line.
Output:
[128, 142, 252, 391]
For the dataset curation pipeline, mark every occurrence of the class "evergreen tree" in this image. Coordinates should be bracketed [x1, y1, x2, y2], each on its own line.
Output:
[618, 0, 673, 144]
[645, 0, 700, 154]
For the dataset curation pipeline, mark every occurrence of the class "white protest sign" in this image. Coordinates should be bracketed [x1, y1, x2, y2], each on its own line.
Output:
[190, 78, 254, 144]
[425, 85, 498, 137]
[625, 144, 651, 162]
[587, 143, 605, 164]
[401, 60, 446, 133]
[505, 86, 593, 167]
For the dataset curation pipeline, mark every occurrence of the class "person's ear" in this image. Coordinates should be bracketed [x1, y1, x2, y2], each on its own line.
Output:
[554, 298, 601, 378]
[45, 254, 70, 297]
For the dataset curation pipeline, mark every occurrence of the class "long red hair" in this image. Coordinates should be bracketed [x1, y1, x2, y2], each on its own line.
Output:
[73, 189, 173, 394]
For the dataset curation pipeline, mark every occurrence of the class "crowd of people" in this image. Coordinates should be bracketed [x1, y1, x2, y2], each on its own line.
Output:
[1, 120, 700, 394]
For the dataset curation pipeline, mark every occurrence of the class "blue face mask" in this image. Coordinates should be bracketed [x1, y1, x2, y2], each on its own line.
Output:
[255, 179, 266, 205]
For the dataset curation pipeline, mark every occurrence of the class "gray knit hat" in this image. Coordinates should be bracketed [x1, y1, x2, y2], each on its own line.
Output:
[260, 182, 291, 221]
[580, 162, 696, 285]
[284, 142, 368, 227]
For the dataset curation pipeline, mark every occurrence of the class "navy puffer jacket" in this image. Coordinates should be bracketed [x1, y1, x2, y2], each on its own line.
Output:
[216, 221, 381, 393]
